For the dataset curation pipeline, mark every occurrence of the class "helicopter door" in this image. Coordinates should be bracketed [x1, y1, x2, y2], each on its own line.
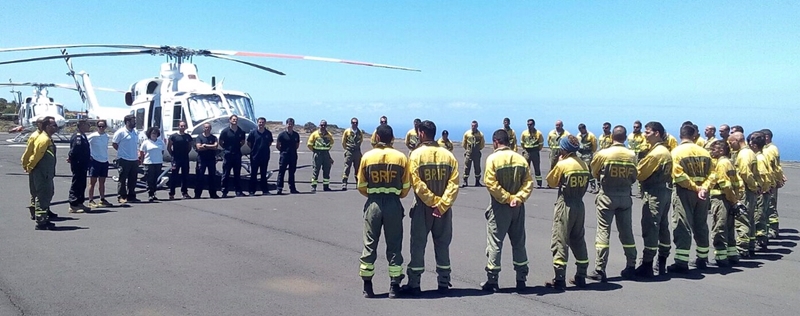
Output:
[135, 108, 145, 130]
[171, 102, 185, 131]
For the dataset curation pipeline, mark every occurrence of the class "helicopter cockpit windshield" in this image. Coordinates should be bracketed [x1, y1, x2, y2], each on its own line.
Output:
[187, 94, 226, 125]
[32, 103, 65, 118]
[225, 94, 256, 121]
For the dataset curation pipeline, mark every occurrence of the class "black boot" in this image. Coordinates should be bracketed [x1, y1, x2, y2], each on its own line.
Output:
[388, 283, 401, 299]
[323, 185, 332, 192]
[461, 180, 469, 188]
[635, 261, 654, 278]
[474, 178, 482, 187]
[545, 279, 566, 291]
[569, 276, 586, 288]
[667, 262, 689, 274]
[588, 270, 607, 283]
[515, 281, 526, 292]
[657, 256, 668, 275]
[690, 258, 708, 270]
[28, 206, 35, 221]
[480, 281, 499, 292]
[362, 280, 374, 298]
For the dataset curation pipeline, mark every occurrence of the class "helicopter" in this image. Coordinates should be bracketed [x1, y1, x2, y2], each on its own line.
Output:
[1, 44, 419, 187]
[2, 81, 79, 142]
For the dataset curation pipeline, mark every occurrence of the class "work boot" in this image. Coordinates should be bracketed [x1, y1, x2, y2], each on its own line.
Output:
[35, 222, 55, 230]
[657, 256, 668, 275]
[323, 185, 332, 192]
[342, 182, 348, 191]
[480, 281, 499, 292]
[690, 258, 708, 270]
[388, 283, 401, 299]
[474, 179, 482, 187]
[757, 240, 768, 251]
[515, 281, 526, 292]
[400, 284, 422, 296]
[620, 266, 637, 280]
[461, 181, 469, 188]
[362, 280, 374, 298]
[311, 186, 317, 193]
[667, 262, 689, 274]
[437, 282, 451, 294]
[47, 211, 58, 218]
[588, 270, 607, 283]
[544, 279, 566, 291]
[715, 259, 730, 268]
[635, 261, 654, 278]
[28, 206, 35, 220]
[569, 276, 587, 288]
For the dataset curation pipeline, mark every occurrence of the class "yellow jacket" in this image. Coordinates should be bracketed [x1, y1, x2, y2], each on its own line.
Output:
[26, 133, 55, 172]
[21, 130, 42, 171]
[627, 132, 647, 154]
[409, 142, 460, 213]
[598, 133, 613, 150]
[703, 138, 717, 150]
[370, 129, 394, 148]
[484, 147, 533, 204]
[520, 129, 544, 150]
[694, 138, 706, 148]
[591, 144, 637, 196]
[462, 130, 485, 152]
[341, 128, 364, 151]
[763, 143, 784, 185]
[546, 154, 590, 198]
[357, 145, 411, 198]
[307, 130, 334, 151]
[405, 128, 419, 150]
[710, 156, 743, 204]
[504, 127, 518, 152]
[671, 140, 714, 192]
[756, 152, 775, 190]
[733, 147, 761, 192]
[577, 132, 598, 155]
[437, 138, 454, 152]
[665, 134, 678, 151]
[547, 129, 570, 149]
[636, 143, 672, 189]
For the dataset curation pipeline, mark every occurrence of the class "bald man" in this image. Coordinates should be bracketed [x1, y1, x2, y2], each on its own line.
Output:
[547, 121, 570, 185]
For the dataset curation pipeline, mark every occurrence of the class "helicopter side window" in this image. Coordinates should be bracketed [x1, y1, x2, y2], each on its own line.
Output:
[152, 106, 162, 130]
[135, 108, 145, 130]
[172, 103, 185, 131]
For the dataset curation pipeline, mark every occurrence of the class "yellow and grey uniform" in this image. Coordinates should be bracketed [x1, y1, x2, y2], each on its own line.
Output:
[627, 132, 648, 159]
[664, 134, 678, 152]
[636, 142, 673, 262]
[590, 144, 638, 271]
[577, 132, 598, 184]
[483, 147, 534, 284]
[671, 140, 714, 265]
[406, 142, 460, 288]
[504, 127, 518, 152]
[405, 128, 419, 151]
[763, 143, 783, 236]
[437, 137, 454, 152]
[732, 147, 761, 254]
[370, 129, 394, 148]
[694, 138, 706, 148]
[22, 130, 42, 210]
[598, 133, 613, 150]
[520, 128, 545, 186]
[27, 133, 57, 226]
[547, 129, 570, 171]
[462, 129, 485, 184]
[341, 128, 364, 186]
[357, 144, 411, 283]
[703, 138, 717, 150]
[754, 151, 775, 244]
[307, 130, 335, 189]
[709, 156, 743, 263]
[546, 154, 590, 281]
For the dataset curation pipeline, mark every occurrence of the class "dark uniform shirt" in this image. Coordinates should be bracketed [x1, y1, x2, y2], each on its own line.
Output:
[247, 129, 274, 162]
[277, 131, 300, 156]
[69, 132, 90, 168]
[169, 133, 193, 160]
[219, 127, 246, 156]
[195, 134, 218, 161]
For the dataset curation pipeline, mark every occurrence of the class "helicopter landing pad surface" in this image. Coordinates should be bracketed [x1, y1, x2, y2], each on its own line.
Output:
[0, 133, 797, 315]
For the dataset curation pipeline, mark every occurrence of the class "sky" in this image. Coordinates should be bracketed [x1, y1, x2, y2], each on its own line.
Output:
[1, 1, 798, 158]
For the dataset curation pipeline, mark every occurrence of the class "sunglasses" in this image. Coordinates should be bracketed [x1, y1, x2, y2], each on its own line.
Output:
[320, 124, 327, 127]
[97, 125, 107, 128]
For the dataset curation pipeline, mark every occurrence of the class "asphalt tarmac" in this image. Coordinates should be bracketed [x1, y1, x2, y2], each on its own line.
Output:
[0, 134, 797, 315]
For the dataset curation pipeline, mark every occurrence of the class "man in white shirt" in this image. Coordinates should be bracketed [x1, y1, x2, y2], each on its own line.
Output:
[87, 120, 112, 207]
[112, 115, 140, 203]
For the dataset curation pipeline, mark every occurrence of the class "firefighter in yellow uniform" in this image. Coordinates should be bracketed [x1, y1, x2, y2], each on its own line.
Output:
[27, 117, 58, 230]
[634, 122, 673, 277]
[598, 122, 613, 150]
[547, 120, 570, 176]
[370, 116, 394, 148]
[708, 141, 744, 267]
[761, 129, 785, 238]
[405, 118, 422, 151]
[521, 119, 545, 187]
[307, 120, 334, 192]
[21, 117, 45, 220]
[589, 125, 638, 282]
[462, 120, 485, 187]
[480, 129, 534, 292]
[341, 117, 364, 191]
[703, 125, 717, 150]
[544, 135, 590, 290]
[750, 132, 774, 251]
[576, 124, 598, 193]
[729, 132, 761, 257]
[668, 125, 714, 273]
[358, 124, 411, 299]
[402, 120, 460, 295]
[437, 130, 454, 152]
[627, 120, 648, 159]
[502, 117, 518, 152]
[664, 133, 678, 151]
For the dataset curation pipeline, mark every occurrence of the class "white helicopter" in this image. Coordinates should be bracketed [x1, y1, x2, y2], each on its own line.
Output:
[2, 81, 83, 142]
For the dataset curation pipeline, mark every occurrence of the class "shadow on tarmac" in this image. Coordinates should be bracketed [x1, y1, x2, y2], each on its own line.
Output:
[48, 225, 88, 231]
[769, 240, 797, 248]
[397, 287, 494, 299]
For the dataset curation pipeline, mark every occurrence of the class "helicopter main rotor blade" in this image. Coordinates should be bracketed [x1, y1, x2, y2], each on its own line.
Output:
[206, 54, 286, 76]
[209, 50, 421, 72]
[0, 44, 162, 53]
[0, 50, 154, 66]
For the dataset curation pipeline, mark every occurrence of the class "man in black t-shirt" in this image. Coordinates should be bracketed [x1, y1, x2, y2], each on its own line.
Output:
[168, 121, 194, 199]
[219, 115, 247, 197]
[276, 117, 301, 195]
[194, 123, 220, 199]
[247, 117, 274, 195]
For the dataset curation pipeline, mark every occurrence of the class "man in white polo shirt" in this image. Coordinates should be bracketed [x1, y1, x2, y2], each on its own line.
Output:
[112, 115, 140, 203]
